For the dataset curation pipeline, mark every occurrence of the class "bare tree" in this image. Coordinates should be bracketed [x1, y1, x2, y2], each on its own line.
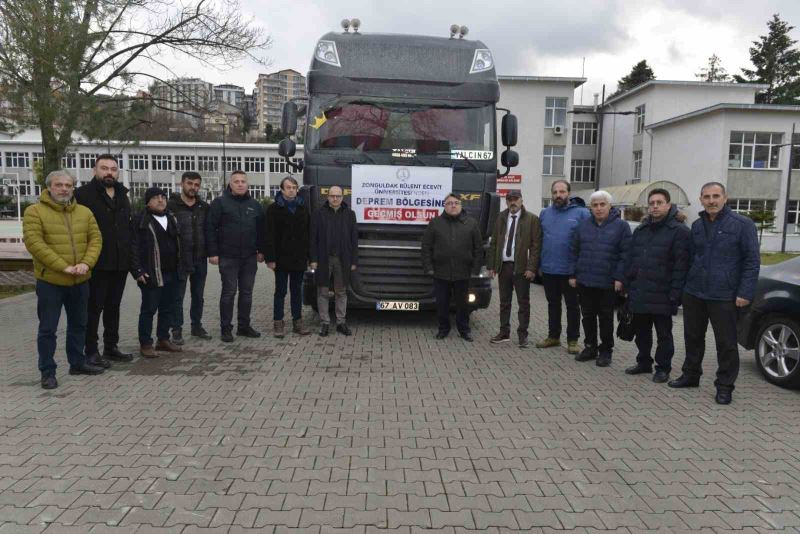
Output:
[0, 0, 270, 174]
[696, 54, 730, 82]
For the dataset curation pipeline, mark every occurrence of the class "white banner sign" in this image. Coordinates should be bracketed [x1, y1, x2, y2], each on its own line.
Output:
[352, 165, 453, 224]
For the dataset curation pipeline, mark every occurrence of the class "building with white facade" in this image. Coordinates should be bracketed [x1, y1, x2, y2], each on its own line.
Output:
[149, 78, 214, 124]
[213, 84, 246, 108]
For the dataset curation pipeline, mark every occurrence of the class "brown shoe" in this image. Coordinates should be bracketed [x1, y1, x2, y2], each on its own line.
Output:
[293, 318, 311, 336]
[155, 339, 183, 352]
[140, 344, 158, 358]
[274, 320, 285, 338]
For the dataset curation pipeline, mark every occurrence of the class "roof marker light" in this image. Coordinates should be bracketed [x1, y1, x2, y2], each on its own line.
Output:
[470, 49, 494, 74]
[315, 40, 341, 67]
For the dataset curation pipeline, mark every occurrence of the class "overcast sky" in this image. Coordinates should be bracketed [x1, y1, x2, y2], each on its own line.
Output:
[158, 0, 800, 104]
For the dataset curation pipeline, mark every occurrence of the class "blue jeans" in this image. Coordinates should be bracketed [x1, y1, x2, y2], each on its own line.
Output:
[173, 260, 208, 332]
[138, 271, 181, 345]
[36, 280, 89, 377]
[273, 270, 303, 321]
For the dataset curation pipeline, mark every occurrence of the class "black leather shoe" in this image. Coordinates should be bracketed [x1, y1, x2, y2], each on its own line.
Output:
[69, 363, 105, 375]
[459, 332, 474, 342]
[237, 325, 261, 338]
[653, 370, 670, 383]
[220, 329, 234, 343]
[191, 326, 212, 340]
[336, 323, 352, 336]
[715, 389, 732, 405]
[171, 330, 185, 346]
[41, 375, 57, 389]
[319, 323, 329, 337]
[87, 352, 112, 369]
[625, 363, 652, 375]
[596, 353, 612, 367]
[668, 374, 700, 388]
[575, 346, 597, 362]
[104, 347, 133, 363]
[435, 331, 449, 339]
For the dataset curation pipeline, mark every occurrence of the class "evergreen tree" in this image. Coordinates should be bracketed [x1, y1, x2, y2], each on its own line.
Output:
[611, 60, 656, 98]
[696, 54, 730, 82]
[734, 14, 800, 104]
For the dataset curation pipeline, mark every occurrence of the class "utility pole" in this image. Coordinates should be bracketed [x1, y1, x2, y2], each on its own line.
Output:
[595, 85, 605, 191]
[781, 122, 797, 254]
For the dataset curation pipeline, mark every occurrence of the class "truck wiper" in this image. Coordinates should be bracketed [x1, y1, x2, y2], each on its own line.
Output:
[333, 151, 377, 166]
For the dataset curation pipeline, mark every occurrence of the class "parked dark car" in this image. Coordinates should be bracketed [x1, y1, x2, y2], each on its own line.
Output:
[738, 256, 800, 388]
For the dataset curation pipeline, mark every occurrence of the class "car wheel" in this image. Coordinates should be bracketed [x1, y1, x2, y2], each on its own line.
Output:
[755, 316, 800, 388]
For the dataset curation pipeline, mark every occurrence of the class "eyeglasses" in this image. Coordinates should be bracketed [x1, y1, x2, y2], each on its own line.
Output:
[444, 201, 461, 206]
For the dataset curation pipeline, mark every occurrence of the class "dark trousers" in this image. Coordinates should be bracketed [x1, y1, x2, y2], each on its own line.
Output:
[433, 278, 470, 335]
[138, 271, 181, 345]
[578, 285, 616, 353]
[634, 313, 674, 372]
[274, 270, 304, 321]
[36, 280, 89, 376]
[681, 292, 740, 392]
[174, 260, 208, 332]
[219, 255, 258, 330]
[542, 273, 580, 341]
[498, 262, 531, 335]
[85, 270, 127, 354]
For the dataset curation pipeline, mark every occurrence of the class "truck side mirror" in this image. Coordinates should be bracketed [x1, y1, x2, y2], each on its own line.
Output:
[501, 114, 518, 147]
[281, 101, 298, 136]
[278, 138, 296, 158]
[501, 149, 518, 168]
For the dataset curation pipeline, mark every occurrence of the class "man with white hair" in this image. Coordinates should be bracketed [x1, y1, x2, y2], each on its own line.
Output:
[569, 190, 631, 367]
[24, 170, 105, 389]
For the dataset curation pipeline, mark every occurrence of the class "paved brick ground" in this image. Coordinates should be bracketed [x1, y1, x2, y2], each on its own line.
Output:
[1, 268, 799, 533]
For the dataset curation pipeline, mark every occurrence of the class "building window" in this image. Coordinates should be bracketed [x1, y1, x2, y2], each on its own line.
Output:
[130, 182, 148, 198]
[544, 97, 567, 128]
[129, 154, 149, 170]
[542, 146, 565, 176]
[571, 159, 596, 182]
[572, 122, 598, 145]
[269, 157, 286, 174]
[152, 181, 174, 193]
[728, 199, 777, 221]
[5, 152, 30, 168]
[792, 133, 800, 170]
[61, 153, 76, 169]
[198, 156, 218, 172]
[244, 156, 265, 173]
[18, 182, 41, 196]
[728, 131, 783, 169]
[114, 154, 124, 169]
[223, 156, 241, 172]
[249, 184, 267, 199]
[269, 185, 282, 197]
[152, 155, 172, 171]
[175, 155, 196, 171]
[542, 198, 552, 209]
[80, 153, 98, 169]
[634, 104, 646, 134]
[32, 152, 44, 165]
[787, 200, 800, 232]
[633, 151, 643, 181]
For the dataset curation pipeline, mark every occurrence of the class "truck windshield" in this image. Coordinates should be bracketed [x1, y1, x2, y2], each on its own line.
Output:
[306, 96, 494, 158]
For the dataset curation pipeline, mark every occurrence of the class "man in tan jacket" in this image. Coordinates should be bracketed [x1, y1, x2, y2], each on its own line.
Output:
[23, 170, 105, 389]
[486, 190, 542, 347]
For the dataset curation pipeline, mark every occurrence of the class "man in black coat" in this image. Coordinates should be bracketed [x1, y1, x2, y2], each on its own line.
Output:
[265, 176, 311, 338]
[624, 189, 691, 383]
[421, 193, 483, 342]
[74, 154, 133, 366]
[310, 186, 358, 337]
[167, 172, 211, 343]
[206, 171, 266, 342]
[130, 187, 184, 358]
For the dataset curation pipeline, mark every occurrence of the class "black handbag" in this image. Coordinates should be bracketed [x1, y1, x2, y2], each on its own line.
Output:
[616, 298, 636, 341]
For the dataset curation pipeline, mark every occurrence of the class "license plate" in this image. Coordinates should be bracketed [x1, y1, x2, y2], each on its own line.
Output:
[376, 300, 419, 311]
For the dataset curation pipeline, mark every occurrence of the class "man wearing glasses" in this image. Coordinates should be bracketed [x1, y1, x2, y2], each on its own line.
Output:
[422, 193, 483, 341]
[310, 186, 358, 336]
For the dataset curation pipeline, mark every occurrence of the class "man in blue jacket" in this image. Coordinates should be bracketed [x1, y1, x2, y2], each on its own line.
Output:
[537, 180, 590, 354]
[668, 182, 760, 405]
[569, 190, 631, 367]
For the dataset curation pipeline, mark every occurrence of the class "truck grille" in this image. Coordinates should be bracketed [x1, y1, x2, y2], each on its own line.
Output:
[354, 244, 433, 300]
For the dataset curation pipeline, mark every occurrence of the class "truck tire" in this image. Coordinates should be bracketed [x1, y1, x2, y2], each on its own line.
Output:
[754, 315, 800, 389]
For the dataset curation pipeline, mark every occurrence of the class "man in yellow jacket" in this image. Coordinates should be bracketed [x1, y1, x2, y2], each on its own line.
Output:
[23, 170, 105, 389]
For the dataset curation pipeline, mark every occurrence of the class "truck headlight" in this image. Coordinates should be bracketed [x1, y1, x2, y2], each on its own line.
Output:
[470, 49, 494, 74]
[468, 293, 477, 303]
[315, 40, 341, 67]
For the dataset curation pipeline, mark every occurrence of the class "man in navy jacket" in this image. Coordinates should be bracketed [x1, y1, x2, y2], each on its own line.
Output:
[668, 182, 760, 405]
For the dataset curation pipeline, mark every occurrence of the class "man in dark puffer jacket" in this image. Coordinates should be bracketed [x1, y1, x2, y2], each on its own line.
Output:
[624, 189, 691, 383]
[569, 190, 631, 367]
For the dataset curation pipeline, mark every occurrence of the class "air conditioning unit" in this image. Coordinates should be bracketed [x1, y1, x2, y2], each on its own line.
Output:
[553, 125, 564, 135]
